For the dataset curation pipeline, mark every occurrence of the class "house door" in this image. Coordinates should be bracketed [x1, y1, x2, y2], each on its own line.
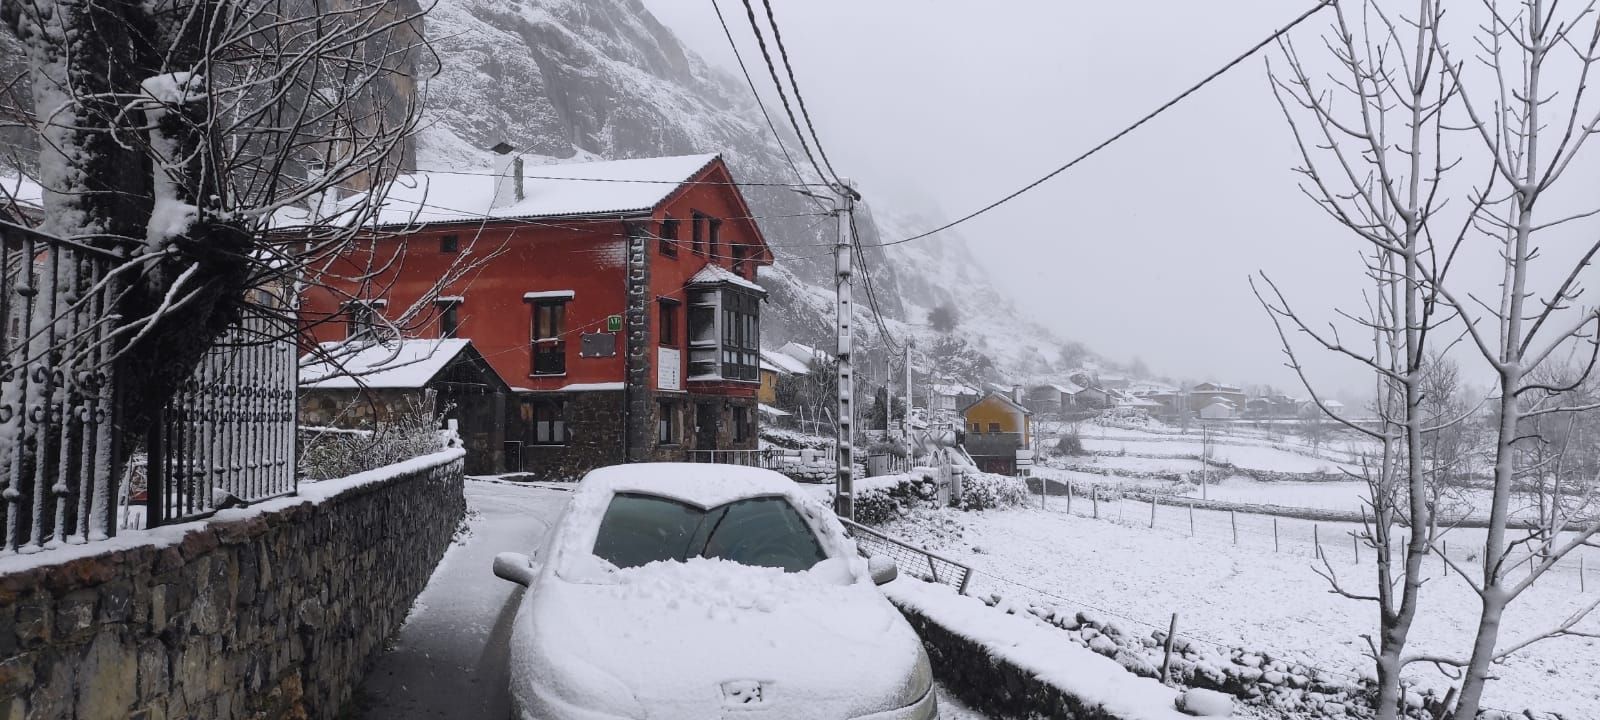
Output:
[696, 402, 719, 452]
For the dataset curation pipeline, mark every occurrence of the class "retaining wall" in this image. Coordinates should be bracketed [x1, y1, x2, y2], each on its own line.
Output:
[0, 448, 466, 720]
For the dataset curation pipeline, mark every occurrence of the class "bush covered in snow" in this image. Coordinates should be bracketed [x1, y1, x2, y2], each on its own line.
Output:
[959, 471, 1029, 511]
[299, 408, 449, 481]
[855, 471, 943, 525]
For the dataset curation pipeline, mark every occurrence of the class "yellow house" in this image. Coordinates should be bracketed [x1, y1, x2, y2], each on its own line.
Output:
[961, 392, 1033, 474]
[757, 349, 810, 406]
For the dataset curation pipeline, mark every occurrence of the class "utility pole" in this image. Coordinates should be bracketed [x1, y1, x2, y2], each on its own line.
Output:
[832, 179, 858, 520]
[900, 341, 912, 442]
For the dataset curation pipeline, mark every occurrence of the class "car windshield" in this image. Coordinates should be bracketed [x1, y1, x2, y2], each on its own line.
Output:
[591, 493, 828, 573]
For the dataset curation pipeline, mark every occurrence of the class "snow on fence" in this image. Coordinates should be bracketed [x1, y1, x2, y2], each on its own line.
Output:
[0, 220, 296, 552]
[145, 308, 297, 525]
[0, 228, 121, 552]
[841, 516, 972, 594]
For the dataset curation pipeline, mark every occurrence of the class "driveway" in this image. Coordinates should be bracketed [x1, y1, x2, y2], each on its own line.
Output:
[347, 479, 570, 719]
[347, 477, 988, 719]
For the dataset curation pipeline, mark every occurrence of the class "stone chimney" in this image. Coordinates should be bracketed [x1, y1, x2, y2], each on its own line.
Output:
[1012, 385, 1023, 404]
[489, 141, 522, 209]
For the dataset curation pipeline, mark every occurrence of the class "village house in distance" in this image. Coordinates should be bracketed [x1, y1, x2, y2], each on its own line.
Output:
[301, 151, 775, 479]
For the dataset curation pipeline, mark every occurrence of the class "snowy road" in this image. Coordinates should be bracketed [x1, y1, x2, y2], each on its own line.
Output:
[347, 479, 570, 719]
[349, 478, 991, 719]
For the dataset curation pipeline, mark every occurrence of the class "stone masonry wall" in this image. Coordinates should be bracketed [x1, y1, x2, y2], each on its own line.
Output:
[0, 449, 466, 720]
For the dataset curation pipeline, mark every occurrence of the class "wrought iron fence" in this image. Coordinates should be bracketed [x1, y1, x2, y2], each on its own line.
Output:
[0, 224, 122, 552]
[840, 517, 972, 594]
[0, 220, 299, 552]
[146, 309, 297, 526]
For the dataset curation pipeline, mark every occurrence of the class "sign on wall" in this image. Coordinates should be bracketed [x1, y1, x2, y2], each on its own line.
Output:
[658, 347, 681, 391]
[580, 332, 617, 357]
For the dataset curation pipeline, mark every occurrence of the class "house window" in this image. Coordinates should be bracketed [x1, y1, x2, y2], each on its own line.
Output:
[527, 399, 567, 445]
[731, 242, 748, 275]
[440, 234, 459, 253]
[733, 406, 751, 443]
[344, 300, 383, 340]
[436, 298, 461, 338]
[531, 300, 567, 375]
[988, 422, 1002, 433]
[720, 291, 759, 381]
[658, 299, 680, 347]
[691, 212, 708, 255]
[658, 400, 679, 445]
[970, 423, 981, 433]
[708, 218, 723, 260]
[659, 217, 679, 257]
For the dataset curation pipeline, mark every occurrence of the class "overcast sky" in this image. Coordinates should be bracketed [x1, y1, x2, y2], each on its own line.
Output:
[643, 0, 1600, 401]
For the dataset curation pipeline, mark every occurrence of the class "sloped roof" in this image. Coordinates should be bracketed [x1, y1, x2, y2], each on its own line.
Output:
[688, 263, 765, 294]
[931, 382, 979, 397]
[760, 349, 811, 375]
[1043, 382, 1086, 395]
[778, 341, 830, 365]
[300, 338, 482, 389]
[965, 391, 1033, 416]
[337, 154, 720, 228]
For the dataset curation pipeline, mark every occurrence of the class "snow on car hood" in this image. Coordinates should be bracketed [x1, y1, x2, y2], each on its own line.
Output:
[525, 556, 926, 719]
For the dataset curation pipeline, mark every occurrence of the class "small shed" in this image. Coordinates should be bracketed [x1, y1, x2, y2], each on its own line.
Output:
[300, 338, 511, 474]
[1199, 399, 1238, 420]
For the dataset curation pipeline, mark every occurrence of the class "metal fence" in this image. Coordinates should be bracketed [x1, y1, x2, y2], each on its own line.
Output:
[841, 517, 972, 594]
[0, 221, 298, 552]
[0, 227, 121, 552]
[686, 448, 782, 469]
[146, 309, 297, 526]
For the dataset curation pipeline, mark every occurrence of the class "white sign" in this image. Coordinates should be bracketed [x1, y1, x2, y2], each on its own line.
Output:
[658, 347, 681, 391]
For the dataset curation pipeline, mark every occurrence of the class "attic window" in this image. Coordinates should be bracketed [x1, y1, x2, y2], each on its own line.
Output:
[691, 212, 708, 255]
[440, 234, 459, 253]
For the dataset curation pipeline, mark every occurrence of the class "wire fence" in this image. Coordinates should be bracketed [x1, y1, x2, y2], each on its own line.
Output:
[842, 517, 971, 594]
[1029, 479, 1598, 595]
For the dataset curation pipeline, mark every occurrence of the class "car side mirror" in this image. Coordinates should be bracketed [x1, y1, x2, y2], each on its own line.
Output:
[493, 551, 539, 587]
[868, 554, 898, 586]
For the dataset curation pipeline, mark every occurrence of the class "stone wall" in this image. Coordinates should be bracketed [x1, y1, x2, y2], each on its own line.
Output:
[0, 449, 466, 720]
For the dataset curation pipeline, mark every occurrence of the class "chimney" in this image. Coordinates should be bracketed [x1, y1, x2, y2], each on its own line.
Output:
[1012, 385, 1023, 404]
[489, 141, 522, 209]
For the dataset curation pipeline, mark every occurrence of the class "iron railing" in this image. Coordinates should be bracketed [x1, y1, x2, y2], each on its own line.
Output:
[146, 309, 297, 526]
[686, 448, 781, 469]
[0, 226, 122, 552]
[840, 517, 972, 594]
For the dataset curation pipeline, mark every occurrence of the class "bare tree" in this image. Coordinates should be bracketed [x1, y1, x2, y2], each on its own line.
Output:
[0, 1, 508, 544]
[1257, 1, 1460, 715]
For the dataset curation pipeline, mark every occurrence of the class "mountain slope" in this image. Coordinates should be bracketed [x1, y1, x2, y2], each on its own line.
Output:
[416, 0, 1070, 383]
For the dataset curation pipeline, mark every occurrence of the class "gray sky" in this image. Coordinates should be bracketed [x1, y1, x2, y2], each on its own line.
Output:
[644, 0, 1600, 400]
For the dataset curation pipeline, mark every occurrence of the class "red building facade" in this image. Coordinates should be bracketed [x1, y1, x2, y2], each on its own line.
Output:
[301, 154, 775, 478]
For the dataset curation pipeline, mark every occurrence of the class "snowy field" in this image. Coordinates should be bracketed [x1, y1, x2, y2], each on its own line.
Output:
[1078, 436, 1356, 475]
[882, 503, 1600, 717]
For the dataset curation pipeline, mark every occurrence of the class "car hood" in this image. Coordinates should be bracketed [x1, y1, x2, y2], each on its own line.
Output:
[522, 557, 926, 719]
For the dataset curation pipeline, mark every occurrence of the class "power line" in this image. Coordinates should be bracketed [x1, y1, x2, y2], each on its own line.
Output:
[851, 212, 902, 354]
[406, 165, 822, 189]
[710, 0, 829, 206]
[736, 0, 832, 189]
[757, 0, 841, 185]
[870, 0, 1335, 249]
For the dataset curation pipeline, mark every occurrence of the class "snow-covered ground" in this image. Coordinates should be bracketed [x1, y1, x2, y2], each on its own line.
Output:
[1079, 436, 1355, 475]
[881, 504, 1600, 717]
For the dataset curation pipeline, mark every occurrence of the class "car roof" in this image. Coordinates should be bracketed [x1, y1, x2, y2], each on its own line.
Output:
[576, 462, 802, 509]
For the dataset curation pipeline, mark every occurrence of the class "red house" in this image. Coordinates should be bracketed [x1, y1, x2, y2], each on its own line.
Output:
[300, 153, 776, 479]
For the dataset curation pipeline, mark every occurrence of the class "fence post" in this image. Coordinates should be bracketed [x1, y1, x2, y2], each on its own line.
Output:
[1273, 517, 1279, 552]
[1581, 555, 1586, 593]
[1230, 511, 1237, 545]
[1093, 485, 1100, 519]
[1353, 532, 1360, 564]
[1188, 502, 1195, 537]
[1066, 481, 1073, 514]
[1150, 496, 1157, 528]
[1160, 613, 1180, 684]
[1443, 540, 1449, 577]
[1314, 524, 1322, 560]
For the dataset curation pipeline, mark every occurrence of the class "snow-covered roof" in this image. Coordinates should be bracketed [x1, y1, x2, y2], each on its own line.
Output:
[967, 391, 1033, 415]
[300, 338, 475, 389]
[687, 263, 765, 294]
[760, 349, 811, 375]
[341, 154, 720, 227]
[1042, 382, 1086, 395]
[778, 341, 830, 365]
[758, 403, 792, 417]
[930, 382, 978, 397]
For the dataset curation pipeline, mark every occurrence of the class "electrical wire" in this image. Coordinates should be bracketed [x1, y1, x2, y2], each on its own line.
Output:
[710, 0, 830, 207]
[757, 0, 841, 185]
[869, 0, 1335, 248]
[736, 0, 833, 190]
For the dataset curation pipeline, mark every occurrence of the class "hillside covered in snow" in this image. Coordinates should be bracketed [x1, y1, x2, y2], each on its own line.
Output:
[412, 0, 1086, 384]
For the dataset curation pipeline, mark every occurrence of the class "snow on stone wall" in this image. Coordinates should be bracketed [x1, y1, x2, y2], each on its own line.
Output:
[0, 449, 466, 719]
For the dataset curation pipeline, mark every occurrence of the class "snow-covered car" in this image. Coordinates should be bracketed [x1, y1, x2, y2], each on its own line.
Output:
[493, 462, 937, 720]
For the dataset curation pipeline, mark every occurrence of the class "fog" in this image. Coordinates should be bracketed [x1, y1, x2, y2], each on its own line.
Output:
[645, 0, 1600, 402]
